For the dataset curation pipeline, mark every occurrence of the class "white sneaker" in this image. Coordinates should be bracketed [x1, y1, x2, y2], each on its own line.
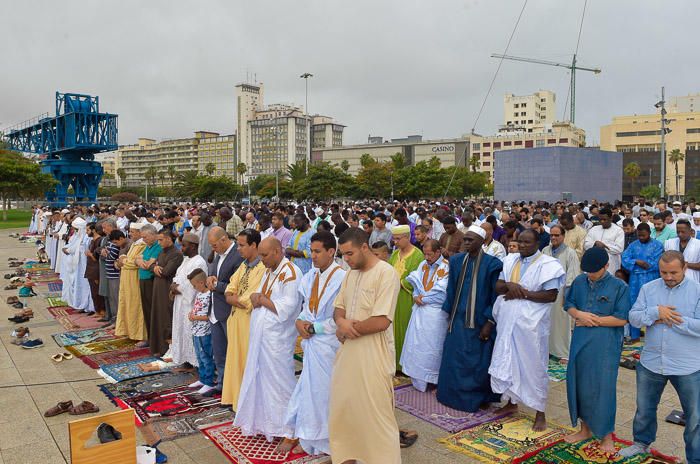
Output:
[197, 385, 216, 395]
[188, 381, 204, 388]
[618, 442, 650, 458]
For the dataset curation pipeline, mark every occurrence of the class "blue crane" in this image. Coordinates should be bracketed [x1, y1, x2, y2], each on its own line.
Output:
[4, 92, 118, 206]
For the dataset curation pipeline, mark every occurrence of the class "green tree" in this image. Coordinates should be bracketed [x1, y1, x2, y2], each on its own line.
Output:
[167, 166, 177, 187]
[442, 166, 490, 199]
[394, 157, 444, 199]
[390, 152, 405, 171]
[236, 162, 247, 185]
[468, 154, 480, 173]
[624, 162, 642, 196]
[205, 163, 216, 176]
[116, 167, 127, 186]
[296, 162, 354, 200]
[0, 149, 56, 220]
[340, 159, 350, 173]
[668, 149, 685, 198]
[640, 184, 661, 200]
[158, 170, 166, 187]
[354, 154, 392, 199]
[143, 166, 158, 191]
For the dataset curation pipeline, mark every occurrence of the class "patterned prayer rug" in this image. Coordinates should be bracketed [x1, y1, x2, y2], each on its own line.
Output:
[46, 296, 69, 307]
[81, 347, 152, 369]
[438, 413, 574, 463]
[393, 375, 412, 389]
[141, 407, 235, 444]
[118, 388, 223, 424]
[47, 281, 63, 292]
[513, 435, 680, 464]
[201, 422, 330, 464]
[40, 291, 63, 299]
[394, 384, 512, 432]
[99, 372, 197, 402]
[47, 306, 77, 318]
[620, 340, 644, 370]
[98, 356, 165, 383]
[547, 356, 568, 382]
[51, 327, 116, 347]
[57, 313, 105, 330]
[65, 337, 135, 357]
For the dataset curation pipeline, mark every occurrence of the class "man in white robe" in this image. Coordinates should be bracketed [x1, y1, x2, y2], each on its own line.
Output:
[169, 233, 208, 366]
[285, 231, 346, 455]
[61, 217, 94, 312]
[400, 239, 449, 391]
[49, 212, 64, 270]
[28, 206, 40, 234]
[489, 228, 565, 431]
[481, 222, 507, 261]
[234, 237, 302, 450]
[664, 219, 700, 283]
[55, 211, 70, 274]
[583, 207, 624, 274]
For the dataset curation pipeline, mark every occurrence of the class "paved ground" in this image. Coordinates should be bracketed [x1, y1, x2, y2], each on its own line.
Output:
[0, 227, 688, 463]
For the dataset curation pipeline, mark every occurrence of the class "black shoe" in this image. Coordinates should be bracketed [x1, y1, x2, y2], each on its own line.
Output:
[8, 316, 30, 323]
[97, 422, 123, 443]
[201, 388, 221, 398]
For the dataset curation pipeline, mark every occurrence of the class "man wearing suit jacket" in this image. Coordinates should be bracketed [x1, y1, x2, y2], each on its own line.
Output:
[205, 226, 244, 395]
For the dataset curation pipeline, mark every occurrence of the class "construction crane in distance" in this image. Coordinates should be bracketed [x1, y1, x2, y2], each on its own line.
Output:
[490, 53, 601, 124]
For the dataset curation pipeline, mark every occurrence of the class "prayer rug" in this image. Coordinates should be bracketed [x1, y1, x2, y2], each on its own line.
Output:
[118, 388, 223, 424]
[57, 312, 105, 330]
[394, 384, 512, 433]
[46, 296, 68, 307]
[438, 413, 573, 463]
[393, 375, 412, 389]
[47, 306, 77, 318]
[65, 337, 135, 357]
[82, 347, 153, 369]
[98, 356, 164, 383]
[47, 281, 63, 292]
[40, 291, 62, 299]
[99, 372, 197, 402]
[621, 340, 644, 359]
[201, 422, 330, 464]
[51, 327, 116, 347]
[513, 435, 680, 464]
[547, 356, 568, 382]
[141, 407, 235, 444]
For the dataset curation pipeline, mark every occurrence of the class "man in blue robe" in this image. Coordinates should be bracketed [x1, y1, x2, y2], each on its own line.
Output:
[621, 223, 664, 342]
[564, 247, 631, 452]
[437, 225, 503, 412]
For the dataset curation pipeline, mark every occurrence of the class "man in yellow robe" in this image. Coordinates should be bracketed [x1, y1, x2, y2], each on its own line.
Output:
[330, 227, 401, 464]
[221, 229, 266, 408]
[115, 223, 147, 341]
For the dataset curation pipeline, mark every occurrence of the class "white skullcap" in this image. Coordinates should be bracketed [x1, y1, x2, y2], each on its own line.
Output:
[693, 212, 700, 219]
[467, 225, 487, 239]
[130, 222, 144, 230]
[61, 209, 70, 214]
[314, 207, 324, 215]
[71, 217, 87, 228]
[43, 211, 52, 217]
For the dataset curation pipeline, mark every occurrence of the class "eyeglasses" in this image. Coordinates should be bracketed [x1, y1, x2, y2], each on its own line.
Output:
[550, 233, 562, 237]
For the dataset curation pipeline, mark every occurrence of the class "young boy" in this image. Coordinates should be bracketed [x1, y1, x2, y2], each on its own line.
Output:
[371, 241, 390, 261]
[187, 268, 216, 395]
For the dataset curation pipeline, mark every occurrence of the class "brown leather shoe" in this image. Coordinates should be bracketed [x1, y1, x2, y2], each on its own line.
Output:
[69, 401, 100, 415]
[44, 400, 73, 417]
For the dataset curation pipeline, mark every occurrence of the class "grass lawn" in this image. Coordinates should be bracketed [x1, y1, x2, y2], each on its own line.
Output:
[0, 209, 32, 230]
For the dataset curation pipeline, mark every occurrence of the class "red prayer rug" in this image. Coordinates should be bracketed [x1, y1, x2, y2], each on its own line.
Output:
[57, 312, 105, 330]
[47, 306, 77, 318]
[394, 384, 512, 432]
[81, 347, 153, 369]
[201, 422, 330, 464]
[513, 434, 680, 463]
[117, 388, 223, 424]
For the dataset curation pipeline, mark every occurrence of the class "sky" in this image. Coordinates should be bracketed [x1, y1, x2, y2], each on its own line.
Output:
[1, 0, 697, 148]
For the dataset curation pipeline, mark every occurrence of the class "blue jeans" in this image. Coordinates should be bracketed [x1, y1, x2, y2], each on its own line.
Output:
[193, 334, 215, 387]
[632, 363, 700, 464]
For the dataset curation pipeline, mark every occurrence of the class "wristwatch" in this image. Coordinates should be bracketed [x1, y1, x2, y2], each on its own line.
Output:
[307, 324, 316, 335]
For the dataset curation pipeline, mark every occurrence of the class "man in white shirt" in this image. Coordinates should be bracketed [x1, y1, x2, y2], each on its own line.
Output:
[481, 222, 506, 261]
[258, 214, 274, 241]
[583, 208, 625, 274]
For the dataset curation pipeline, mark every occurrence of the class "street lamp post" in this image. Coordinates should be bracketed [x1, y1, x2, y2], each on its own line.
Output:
[300, 72, 313, 176]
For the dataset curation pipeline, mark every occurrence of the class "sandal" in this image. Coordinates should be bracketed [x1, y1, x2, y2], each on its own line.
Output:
[62, 352, 74, 360]
[399, 430, 418, 448]
[44, 400, 74, 417]
[619, 358, 637, 370]
[6, 296, 19, 304]
[12, 327, 30, 338]
[52, 353, 64, 363]
[69, 401, 100, 415]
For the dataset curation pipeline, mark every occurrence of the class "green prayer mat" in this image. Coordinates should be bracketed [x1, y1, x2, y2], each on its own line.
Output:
[547, 356, 567, 382]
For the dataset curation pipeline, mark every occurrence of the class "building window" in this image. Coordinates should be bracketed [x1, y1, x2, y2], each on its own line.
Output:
[525, 140, 534, 148]
[482, 152, 490, 157]
[503, 141, 512, 146]
[541, 98, 546, 102]
[687, 128, 700, 134]
[528, 120, 533, 124]
[536, 140, 545, 147]
[493, 142, 501, 149]
[482, 161, 491, 166]
[514, 140, 523, 146]
[483, 142, 491, 148]
[521, 103, 527, 108]
[559, 138, 568, 143]
[547, 139, 557, 144]
[472, 143, 481, 151]
[514, 103, 519, 108]
[513, 112, 518, 117]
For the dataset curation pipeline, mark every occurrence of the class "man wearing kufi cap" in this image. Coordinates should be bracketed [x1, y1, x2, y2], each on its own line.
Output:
[388, 224, 424, 370]
[437, 225, 504, 412]
[61, 217, 95, 313]
[692, 211, 700, 237]
[563, 246, 630, 452]
[168, 232, 208, 370]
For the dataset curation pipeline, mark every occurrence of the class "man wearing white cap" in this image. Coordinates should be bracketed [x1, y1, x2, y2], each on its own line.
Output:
[672, 201, 691, 222]
[54, 210, 71, 273]
[61, 217, 94, 313]
[664, 219, 700, 283]
[692, 212, 700, 238]
[115, 222, 148, 341]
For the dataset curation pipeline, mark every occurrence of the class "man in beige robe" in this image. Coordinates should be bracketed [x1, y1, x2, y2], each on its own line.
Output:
[329, 227, 401, 464]
[115, 223, 147, 341]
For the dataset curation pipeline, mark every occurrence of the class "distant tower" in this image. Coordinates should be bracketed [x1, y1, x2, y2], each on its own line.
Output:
[235, 83, 264, 171]
[4, 92, 118, 205]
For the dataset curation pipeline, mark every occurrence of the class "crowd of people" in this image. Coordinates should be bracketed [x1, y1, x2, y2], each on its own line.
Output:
[26, 197, 700, 463]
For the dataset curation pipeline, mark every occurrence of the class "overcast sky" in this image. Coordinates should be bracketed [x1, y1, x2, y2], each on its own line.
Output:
[1, 0, 697, 148]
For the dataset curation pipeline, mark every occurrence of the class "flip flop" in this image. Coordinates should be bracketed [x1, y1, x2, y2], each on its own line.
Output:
[52, 354, 64, 363]
[62, 352, 74, 360]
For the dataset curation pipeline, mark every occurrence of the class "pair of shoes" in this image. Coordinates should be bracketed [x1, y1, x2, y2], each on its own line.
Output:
[21, 338, 44, 349]
[44, 400, 74, 417]
[7, 296, 19, 304]
[51, 352, 74, 362]
[69, 401, 100, 415]
[8, 316, 30, 324]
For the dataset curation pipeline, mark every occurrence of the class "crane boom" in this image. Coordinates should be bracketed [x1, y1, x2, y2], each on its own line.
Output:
[491, 53, 601, 123]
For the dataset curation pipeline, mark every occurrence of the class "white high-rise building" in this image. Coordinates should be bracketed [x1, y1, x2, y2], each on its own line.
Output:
[503, 90, 556, 132]
[235, 83, 264, 170]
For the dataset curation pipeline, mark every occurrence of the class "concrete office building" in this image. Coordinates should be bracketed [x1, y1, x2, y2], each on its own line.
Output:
[503, 90, 556, 132]
[601, 96, 700, 197]
[494, 146, 622, 203]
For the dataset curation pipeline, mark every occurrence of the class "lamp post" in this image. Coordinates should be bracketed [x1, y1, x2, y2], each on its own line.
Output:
[655, 87, 670, 199]
[300, 72, 313, 176]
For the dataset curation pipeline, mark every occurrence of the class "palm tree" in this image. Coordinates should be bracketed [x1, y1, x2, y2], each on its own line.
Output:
[668, 149, 685, 199]
[340, 159, 350, 173]
[144, 166, 158, 190]
[158, 170, 166, 187]
[167, 166, 177, 187]
[236, 162, 247, 184]
[116, 168, 127, 187]
[624, 162, 642, 197]
[205, 163, 216, 176]
[468, 154, 480, 173]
